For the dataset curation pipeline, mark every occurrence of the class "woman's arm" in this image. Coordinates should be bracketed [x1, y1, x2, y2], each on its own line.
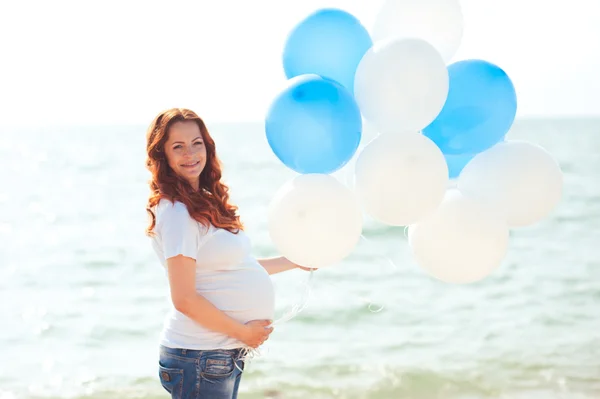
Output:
[166, 255, 272, 346]
[257, 256, 315, 275]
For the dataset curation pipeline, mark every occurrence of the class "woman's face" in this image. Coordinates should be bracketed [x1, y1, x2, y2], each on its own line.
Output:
[164, 121, 207, 189]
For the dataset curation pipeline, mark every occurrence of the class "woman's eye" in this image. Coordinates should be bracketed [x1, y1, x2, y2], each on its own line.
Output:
[173, 145, 182, 150]
[194, 141, 203, 146]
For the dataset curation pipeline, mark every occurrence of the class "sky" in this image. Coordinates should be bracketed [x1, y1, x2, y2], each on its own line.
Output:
[0, 0, 598, 127]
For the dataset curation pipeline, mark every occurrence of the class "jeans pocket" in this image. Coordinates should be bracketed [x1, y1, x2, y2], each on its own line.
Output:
[158, 365, 184, 397]
[201, 352, 235, 379]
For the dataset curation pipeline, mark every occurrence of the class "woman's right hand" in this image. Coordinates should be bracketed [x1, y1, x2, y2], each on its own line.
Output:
[237, 319, 273, 348]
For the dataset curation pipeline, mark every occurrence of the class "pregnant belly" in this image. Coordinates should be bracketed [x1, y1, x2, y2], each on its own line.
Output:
[196, 266, 275, 323]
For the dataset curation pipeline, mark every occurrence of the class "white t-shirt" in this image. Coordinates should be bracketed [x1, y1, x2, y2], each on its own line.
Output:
[150, 198, 275, 350]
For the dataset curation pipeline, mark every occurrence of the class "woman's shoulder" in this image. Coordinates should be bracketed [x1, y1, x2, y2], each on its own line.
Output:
[154, 198, 213, 233]
[155, 198, 191, 219]
[156, 197, 187, 210]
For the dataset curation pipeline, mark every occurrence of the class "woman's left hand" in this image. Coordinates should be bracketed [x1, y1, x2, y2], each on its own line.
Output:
[294, 264, 317, 272]
[258, 256, 317, 275]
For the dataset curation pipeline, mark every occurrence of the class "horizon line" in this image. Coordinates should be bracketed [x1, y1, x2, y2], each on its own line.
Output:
[0, 114, 599, 130]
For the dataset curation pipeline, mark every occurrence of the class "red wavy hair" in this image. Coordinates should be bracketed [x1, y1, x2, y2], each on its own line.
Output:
[145, 108, 243, 235]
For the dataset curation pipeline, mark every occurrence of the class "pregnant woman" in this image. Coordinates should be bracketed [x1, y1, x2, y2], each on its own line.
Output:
[145, 108, 310, 398]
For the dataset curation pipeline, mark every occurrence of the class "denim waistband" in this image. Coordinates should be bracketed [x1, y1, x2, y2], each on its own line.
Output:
[160, 345, 246, 359]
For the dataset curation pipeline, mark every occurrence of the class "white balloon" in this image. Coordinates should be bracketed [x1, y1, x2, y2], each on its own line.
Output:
[372, 0, 464, 62]
[354, 38, 449, 133]
[268, 174, 363, 268]
[354, 132, 448, 225]
[458, 140, 563, 227]
[408, 190, 509, 284]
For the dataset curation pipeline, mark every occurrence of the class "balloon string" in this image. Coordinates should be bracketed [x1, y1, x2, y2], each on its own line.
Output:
[260, 230, 510, 360]
[263, 236, 396, 328]
[357, 231, 455, 312]
[306, 233, 404, 314]
[263, 231, 410, 325]
[359, 230, 496, 342]
[271, 268, 315, 326]
[360, 232, 404, 273]
[241, 231, 471, 367]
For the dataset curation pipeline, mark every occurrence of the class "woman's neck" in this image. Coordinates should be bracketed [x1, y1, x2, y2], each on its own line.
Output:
[189, 178, 200, 192]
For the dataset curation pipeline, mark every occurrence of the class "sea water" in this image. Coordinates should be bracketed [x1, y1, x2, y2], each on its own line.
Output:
[0, 118, 598, 398]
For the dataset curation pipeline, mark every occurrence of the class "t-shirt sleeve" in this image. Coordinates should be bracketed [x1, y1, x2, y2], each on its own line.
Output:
[156, 201, 200, 260]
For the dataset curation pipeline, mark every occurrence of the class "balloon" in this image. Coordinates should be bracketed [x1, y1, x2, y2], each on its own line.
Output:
[354, 38, 449, 133]
[354, 132, 448, 226]
[331, 117, 381, 190]
[265, 74, 362, 174]
[422, 59, 517, 154]
[408, 189, 509, 284]
[458, 140, 563, 227]
[283, 8, 372, 94]
[372, 0, 464, 62]
[445, 152, 476, 179]
[268, 174, 363, 268]
[446, 136, 507, 178]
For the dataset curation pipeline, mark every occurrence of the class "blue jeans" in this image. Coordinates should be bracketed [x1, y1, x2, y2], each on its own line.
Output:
[158, 345, 246, 399]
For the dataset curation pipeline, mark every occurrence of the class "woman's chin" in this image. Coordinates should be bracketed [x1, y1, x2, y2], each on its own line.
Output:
[177, 171, 201, 183]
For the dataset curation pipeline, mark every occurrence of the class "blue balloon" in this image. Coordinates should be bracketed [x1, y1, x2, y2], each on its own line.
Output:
[445, 152, 476, 179]
[444, 135, 507, 178]
[283, 8, 372, 95]
[265, 74, 362, 174]
[423, 59, 517, 154]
